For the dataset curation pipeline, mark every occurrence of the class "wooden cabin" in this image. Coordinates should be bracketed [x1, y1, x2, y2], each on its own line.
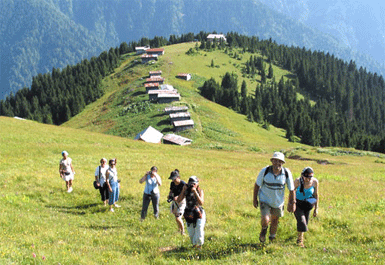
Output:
[164, 106, 189, 114]
[177, 73, 192, 81]
[173, 120, 194, 132]
[169, 112, 191, 124]
[163, 134, 192, 146]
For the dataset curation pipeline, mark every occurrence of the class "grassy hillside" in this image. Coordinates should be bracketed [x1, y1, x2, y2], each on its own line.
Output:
[1, 43, 385, 264]
[1, 115, 385, 264]
[64, 42, 295, 152]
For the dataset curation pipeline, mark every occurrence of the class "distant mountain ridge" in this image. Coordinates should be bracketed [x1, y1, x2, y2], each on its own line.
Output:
[259, 0, 385, 66]
[1, 0, 384, 99]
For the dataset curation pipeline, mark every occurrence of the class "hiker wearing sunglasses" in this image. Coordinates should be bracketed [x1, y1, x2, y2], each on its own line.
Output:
[293, 167, 319, 247]
[106, 158, 120, 212]
[253, 152, 295, 243]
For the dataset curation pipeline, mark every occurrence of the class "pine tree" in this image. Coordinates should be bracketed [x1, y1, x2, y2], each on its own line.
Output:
[268, 63, 274, 79]
[285, 115, 295, 142]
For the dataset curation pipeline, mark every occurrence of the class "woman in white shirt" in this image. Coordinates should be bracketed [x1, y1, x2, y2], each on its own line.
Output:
[106, 158, 121, 212]
[95, 158, 109, 206]
[139, 166, 162, 221]
[59, 151, 75, 193]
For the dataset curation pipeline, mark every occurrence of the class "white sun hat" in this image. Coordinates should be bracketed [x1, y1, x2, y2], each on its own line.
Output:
[271, 152, 285, 163]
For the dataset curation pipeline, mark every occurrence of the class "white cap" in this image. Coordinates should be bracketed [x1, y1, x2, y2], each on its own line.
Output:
[62, 151, 68, 156]
[188, 176, 199, 184]
[271, 152, 285, 163]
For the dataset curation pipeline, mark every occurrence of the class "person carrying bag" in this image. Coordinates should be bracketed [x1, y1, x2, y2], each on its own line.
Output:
[94, 158, 109, 206]
[177, 176, 205, 249]
[293, 167, 319, 247]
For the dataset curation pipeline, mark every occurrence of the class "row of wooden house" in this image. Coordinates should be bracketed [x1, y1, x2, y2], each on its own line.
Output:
[134, 47, 194, 145]
[140, 48, 165, 64]
[145, 79, 181, 104]
[164, 106, 194, 132]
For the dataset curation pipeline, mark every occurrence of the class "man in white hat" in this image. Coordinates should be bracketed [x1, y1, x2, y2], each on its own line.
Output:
[253, 152, 296, 243]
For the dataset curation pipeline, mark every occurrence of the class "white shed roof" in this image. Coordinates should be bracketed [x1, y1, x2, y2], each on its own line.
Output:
[134, 126, 163, 143]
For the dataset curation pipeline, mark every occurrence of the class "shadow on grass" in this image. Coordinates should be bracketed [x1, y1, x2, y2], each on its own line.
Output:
[45, 203, 99, 215]
[80, 224, 124, 231]
[162, 242, 263, 260]
[161, 127, 174, 133]
[285, 73, 297, 79]
[151, 112, 168, 118]
[157, 119, 171, 126]
[46, 195, 137, 215]
[132, 91, 146, 97]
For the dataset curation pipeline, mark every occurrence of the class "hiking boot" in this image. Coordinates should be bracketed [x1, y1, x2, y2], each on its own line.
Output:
[297, 232, 304, 247]
[259, 227, 268, 243]
[269, 235, 276, 243]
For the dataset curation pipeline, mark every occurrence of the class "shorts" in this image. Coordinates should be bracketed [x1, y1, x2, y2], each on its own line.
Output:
[260, 201, 284, 218]
[62, 172, 74, 182]
[170, 199, 186, 217]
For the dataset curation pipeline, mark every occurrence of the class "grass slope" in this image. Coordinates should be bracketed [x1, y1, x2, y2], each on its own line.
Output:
[63, 43, 295, 152]
[1, 116, 385, 264]
[2, 43, 385, 264]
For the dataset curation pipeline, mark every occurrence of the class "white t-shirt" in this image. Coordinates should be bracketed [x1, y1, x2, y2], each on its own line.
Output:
[95, 165, 108, 186]
[256, 166, 294, 208]
[107, 167, 118, 183]
[60, 157, 72, 173]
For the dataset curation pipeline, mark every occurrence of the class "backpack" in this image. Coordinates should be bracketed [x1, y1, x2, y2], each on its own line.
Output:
[93, 166, 101, 189]
[261, 165, 289, 190]
[263, 165, 289, 179]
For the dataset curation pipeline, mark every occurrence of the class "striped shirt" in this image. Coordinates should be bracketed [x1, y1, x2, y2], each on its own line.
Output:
[256, 166, 294, 208]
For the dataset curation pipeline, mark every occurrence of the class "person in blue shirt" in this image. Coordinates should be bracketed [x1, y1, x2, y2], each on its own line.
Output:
[293, 167, 319, 247]
[253, 152, 296, 243]
[139, 166, 162, 221]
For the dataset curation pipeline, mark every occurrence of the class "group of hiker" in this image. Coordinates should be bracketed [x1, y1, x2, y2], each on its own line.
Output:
[58, 151, 206, 248]
[59, 150, 318, 248]
[253, 152, 319, 247]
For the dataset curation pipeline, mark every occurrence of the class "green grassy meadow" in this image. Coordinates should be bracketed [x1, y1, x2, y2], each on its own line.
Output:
[1, 42, 385, 264]
[1, 116, 385, 264]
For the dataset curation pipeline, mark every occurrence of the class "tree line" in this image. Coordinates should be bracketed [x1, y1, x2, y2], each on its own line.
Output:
[0, 47, 120, 125]
[0, 32, 207, 125]
[2, 31, 385, 153]
[200, 32, 385, 153]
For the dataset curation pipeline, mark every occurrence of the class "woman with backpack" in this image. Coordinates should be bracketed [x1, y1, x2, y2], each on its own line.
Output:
[177, 176, 205, 249]
[294, 167, 319, 247]
[168, 169, 187, 235]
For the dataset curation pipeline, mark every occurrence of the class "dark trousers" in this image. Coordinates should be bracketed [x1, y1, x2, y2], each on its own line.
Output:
[141, 192, 159, 219]
[99, 183, 109, 201]
[294, 204, 311, 232]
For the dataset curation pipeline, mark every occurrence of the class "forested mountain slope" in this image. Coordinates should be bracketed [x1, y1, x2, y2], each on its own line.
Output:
[0, 0, 112, 98]
[1, 0, 384, 99]
[259, 0, 385, 68]
[3, 31, 385, 154]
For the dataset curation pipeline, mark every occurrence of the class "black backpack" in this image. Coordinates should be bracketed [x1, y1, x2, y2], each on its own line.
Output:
[263, 165, 289, 179]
